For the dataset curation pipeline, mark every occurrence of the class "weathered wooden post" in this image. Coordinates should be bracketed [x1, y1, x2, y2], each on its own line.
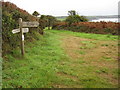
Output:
[19, 18, 25, 56]
[12, 18, 39, 57]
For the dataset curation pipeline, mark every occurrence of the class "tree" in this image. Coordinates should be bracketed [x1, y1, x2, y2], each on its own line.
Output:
[65, 10, 88, 26]
[32, 11, 40, 17]
[68, 10, 77, 16]
[39, 15, 57, 30]
[39, 15, 47, 30]
[46, 15, 56, 30]
[80, 16, 88, 22]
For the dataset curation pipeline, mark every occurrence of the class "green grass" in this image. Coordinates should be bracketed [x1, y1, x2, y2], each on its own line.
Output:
[3, 30, 68, 88]
[48, 30, 118, 41]
[3, 29, 118, 88]
[0, 57, 2, 89]
[56, 18, 66, 21]
[78, 51, 86, 55]
[80, 41, 97, 49]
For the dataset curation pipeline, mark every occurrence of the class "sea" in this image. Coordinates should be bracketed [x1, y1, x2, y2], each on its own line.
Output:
[90, 18, 119, 22]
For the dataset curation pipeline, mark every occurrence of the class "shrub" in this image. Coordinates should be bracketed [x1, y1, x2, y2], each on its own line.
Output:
[53, 21, 119, 35]
[2, 1, 43, 56]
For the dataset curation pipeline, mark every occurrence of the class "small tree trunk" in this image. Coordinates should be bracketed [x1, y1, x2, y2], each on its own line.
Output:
[48, 26, 50, 30]
[48, 20, 51, 30]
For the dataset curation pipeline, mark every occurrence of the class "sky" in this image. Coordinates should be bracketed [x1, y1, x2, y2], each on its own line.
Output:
[4, 0, 120, 16]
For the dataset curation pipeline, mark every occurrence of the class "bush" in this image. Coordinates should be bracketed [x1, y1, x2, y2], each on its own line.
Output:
[2, 1, 43, 56]
[53, 22, 119, 35]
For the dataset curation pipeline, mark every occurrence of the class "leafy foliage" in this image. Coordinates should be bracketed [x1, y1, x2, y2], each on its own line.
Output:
[46, 15, 57, 30]
[53, 21, 119, 35]
[32, 11, 40, 17]
[65, 10, 88, 26]
[68, 10, 77, 16]
[2, 1, 43, 56]
[66, 15, 88, 26]
[38, 15, 57, 30]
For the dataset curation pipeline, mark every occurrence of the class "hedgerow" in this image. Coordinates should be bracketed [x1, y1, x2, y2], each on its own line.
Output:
[2, 1, 43, 56]
[53, 21, 119, 35]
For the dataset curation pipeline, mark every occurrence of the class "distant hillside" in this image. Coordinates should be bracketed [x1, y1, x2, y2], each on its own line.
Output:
[56, 15, 118, 21]
[86, 15, 118, 21]
[56, 16, 67, 21]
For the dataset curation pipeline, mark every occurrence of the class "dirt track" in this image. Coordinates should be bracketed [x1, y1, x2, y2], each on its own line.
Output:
[62, 34, 118, 63]
[54, 34, 118, 88]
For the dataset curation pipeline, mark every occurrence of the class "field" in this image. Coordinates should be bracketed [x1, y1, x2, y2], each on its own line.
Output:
[56, 17, 66, 21]
[56, 18, 66, 21]
[3, 29, 118, 88]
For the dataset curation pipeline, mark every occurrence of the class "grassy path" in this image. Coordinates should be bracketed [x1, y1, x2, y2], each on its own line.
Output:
[3, 29, 118, 88]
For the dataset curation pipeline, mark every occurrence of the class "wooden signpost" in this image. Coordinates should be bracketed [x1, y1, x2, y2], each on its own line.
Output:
[12, 18, 39, 56]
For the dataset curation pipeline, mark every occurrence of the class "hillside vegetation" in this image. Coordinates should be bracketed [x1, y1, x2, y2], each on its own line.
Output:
[2, 2, 43, 56]
[53, 22, 119, 35]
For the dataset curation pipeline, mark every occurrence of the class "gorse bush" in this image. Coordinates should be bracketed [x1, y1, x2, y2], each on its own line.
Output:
[53, 21, 119, 35]
[2, 1, 43, 56]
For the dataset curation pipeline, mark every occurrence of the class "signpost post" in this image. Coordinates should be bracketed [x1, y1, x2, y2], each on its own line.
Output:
[12, 18, 39, 57]
[19, 18, 25, 56]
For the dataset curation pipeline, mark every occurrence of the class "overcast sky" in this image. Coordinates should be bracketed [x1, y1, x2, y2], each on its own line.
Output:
[4, 0, 120, 16]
